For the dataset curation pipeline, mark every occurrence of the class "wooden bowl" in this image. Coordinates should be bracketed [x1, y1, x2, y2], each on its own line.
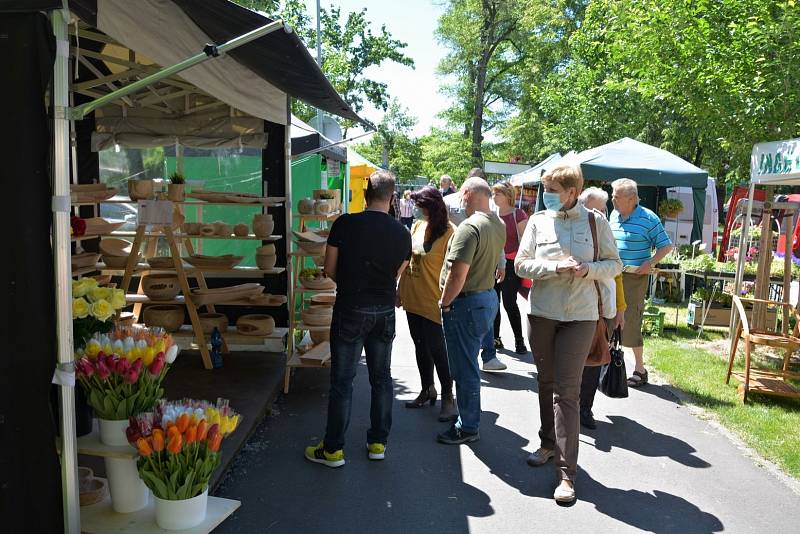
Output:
[128, 179, 154, 201]
[147, 256, 175, 269]
[234, 223, 249, 237]
[72, 252, 100, 270]
[79, 478, 108, 507]
[256, 254, 277, 270]
[102, 254, 135, 269]
[200, 225, 216, 236]
[142, 274, 181, 301]
[182, 222, 202, 235]
[298, 241, 326, 255]
[256, 244, 276, 255]
[198, 312, 229, 335]
[311, 294, 336, 306]
[300, 276, 336, 290]
[301, 305, 333, 326]
[236, 314, 275, 336]
[143, 305, 184, 332]
[213, 222, 234, 236]
[78, 467, 94, 493]
[99, 238, 133, 257]
[310, 329, 330, 344]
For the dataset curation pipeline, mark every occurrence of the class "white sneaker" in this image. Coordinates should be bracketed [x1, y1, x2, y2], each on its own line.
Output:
[482, 357, 507, 371]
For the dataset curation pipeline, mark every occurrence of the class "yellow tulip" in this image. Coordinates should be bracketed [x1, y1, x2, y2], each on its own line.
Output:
[72, 297, 90, 319]
[142, 347, 156, 366]
[85, 339, 101, 358]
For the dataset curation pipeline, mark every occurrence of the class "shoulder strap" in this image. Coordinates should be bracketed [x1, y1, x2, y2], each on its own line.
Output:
[587, 212, 603, 315]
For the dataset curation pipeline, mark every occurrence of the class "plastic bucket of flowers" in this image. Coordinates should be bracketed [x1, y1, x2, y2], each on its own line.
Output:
[127, 399, 241, 530]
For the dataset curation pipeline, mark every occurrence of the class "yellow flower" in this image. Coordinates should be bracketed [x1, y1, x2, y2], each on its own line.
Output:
[72, 297, 90, 319]
[90, 299, 114, 322]
[110, 289, 127, 310]
[85, 339, 101, 358]
[72, 278, 97, 298]
[88, 286, 113, 303]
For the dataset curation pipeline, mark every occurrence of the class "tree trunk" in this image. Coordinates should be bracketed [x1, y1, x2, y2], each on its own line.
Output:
[471, 51, 489, 166]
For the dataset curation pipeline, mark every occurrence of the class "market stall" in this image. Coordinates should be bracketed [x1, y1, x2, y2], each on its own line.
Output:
[2, 1, 363, 531]
[346, 147, 380, 214]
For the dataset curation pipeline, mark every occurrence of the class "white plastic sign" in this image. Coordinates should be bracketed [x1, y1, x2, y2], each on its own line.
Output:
[137, 200, 174, 225]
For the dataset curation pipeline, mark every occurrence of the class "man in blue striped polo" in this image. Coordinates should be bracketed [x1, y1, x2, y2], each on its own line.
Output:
[609, 179, 673, 387]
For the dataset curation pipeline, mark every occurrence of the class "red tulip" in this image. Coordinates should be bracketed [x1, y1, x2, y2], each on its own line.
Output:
[95, 360, 111, 380]
[130, 358, 143, 374]
[77, 357, 94, 378]
[70, 215, 86, 236]
[209, 432, 222, 452]
[126, 425, 142, 445]
[97, 351, 107, 360]
[115, 357, 131, 375]
[206, 423, 219, 444]
[148, 353, 165, 376]
[123, 367, 140, 385]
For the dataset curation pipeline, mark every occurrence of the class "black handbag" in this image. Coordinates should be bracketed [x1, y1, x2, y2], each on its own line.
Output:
[600, 327, 629, 398]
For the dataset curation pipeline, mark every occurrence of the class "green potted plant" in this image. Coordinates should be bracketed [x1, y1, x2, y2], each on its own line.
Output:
[167, 171, 186, 202]
[658, 198, 684, 219]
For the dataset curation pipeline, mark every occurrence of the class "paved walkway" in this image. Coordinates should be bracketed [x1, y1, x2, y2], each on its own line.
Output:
[215, 305, 800, 533]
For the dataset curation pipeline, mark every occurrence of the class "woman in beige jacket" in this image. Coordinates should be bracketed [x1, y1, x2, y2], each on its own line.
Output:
[515, 164, 621, 503]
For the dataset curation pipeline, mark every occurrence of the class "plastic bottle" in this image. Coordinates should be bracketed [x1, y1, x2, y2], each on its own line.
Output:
[210, 327, 223, 369]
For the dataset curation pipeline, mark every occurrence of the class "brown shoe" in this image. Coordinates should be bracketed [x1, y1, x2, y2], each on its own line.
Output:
[526, 447, 554, 467]
[438, 392, 458, 422]
[627, 370, 648, 388]
[405, 385, 437, 408]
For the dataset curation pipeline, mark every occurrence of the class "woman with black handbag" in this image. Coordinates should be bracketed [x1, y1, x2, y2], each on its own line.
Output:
[515, 165, 621, 503]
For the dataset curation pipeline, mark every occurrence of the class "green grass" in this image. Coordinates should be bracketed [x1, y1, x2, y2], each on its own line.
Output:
[643, 303, 800, 479]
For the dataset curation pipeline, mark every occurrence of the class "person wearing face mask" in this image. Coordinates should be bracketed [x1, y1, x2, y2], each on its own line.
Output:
[515, 164, 621, 503]
[398, 187, 458, 422]
[437, 177, 506, 445]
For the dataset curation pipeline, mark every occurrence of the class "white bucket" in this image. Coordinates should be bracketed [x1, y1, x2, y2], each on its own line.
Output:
[154, 488, 209, 530]
[104, 457, 149, 513]
[98, 418, 129, 447]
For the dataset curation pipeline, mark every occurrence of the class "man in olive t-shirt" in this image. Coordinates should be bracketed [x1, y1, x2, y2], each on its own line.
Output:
[436, 177, 506, 445]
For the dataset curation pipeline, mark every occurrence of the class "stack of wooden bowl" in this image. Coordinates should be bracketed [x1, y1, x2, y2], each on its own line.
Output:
[301, 304, 333, 327]
[142, 273, 181, 301]
[99, 238, 137, 269]
[143, 305, 184, 332]
[256, 244, 277, 270]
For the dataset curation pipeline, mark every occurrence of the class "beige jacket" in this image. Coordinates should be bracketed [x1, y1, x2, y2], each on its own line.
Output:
[514, 203, 622, 321]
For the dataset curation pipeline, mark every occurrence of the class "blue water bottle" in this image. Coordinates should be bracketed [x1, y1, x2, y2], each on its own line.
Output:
[210, 327, 223, 369]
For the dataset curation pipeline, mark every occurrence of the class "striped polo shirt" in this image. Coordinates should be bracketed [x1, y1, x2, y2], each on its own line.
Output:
[609, 205, 672, 266]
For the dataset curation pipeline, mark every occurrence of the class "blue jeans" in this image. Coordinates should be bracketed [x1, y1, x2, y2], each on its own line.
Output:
[442, 290, 498, 433]
[324, 304, 396, 452]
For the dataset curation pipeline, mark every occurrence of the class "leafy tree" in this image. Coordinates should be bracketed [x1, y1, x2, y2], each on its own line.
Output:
[354, 100, 422, 181]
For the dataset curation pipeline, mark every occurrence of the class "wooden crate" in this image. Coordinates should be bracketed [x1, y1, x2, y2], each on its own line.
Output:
[687, 299, 778, 328]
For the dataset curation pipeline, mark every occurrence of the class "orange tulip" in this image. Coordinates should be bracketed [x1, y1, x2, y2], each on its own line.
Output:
[167, 433, 183, 454]
[167, 424, 180, 440]
[185, 425, 197, 445]
[176, 413, 190, 433]
[196, 420, 209, 441]
[208, 432, 222, 453]
[151, 429, 165, 453]
[136, 437, 153, 457]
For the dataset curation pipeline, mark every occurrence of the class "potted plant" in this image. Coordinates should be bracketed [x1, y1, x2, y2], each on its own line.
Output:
[167, 171, 186, 202]
[658, 198, 684, 219]
[128, 399, 241, 530]
[74, 325, 178, 513]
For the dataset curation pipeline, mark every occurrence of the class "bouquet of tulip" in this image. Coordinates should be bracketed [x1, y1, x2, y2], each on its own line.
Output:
[72, 277, 128, 348]
[127, 399, 241, 501]
[74, 327, 178, 420]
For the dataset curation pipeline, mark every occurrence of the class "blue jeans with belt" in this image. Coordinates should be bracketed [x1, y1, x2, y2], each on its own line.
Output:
[442, 289, 498, 433]
[324, 303, 396, 452]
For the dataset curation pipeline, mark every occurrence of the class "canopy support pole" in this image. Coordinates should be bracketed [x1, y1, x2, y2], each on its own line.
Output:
[69, 19, 287, 120]
[729, 183, 756, 353]
[52, 7, 80, 533]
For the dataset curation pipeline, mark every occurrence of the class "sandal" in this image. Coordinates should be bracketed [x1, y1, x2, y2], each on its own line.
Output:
[627, 370, 648, 388]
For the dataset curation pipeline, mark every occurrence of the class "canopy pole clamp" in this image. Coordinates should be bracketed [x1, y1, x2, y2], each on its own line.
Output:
[52, 195, 72, 213]
[203, 44, 220, 58]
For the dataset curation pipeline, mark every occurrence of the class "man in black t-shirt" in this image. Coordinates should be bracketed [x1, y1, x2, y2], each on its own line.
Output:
[304, 170, 411, 468]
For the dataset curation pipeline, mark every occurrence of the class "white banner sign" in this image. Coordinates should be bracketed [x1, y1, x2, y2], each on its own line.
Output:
[751, 138, 800, 183]
[327, 160, 341, 178]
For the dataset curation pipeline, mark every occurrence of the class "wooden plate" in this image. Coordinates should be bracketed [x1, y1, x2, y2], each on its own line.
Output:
[224, 194, 269, 204]
[99, 238, 133, 257]
[183, 254, 244, 269]
[190, 283, 264, 306]
[300, 277, 336, 290]
[83, 217, 125, 236]
[147, 257, 176, 269]
[72, 187, 118, 203]
[72, 252, 100, 269]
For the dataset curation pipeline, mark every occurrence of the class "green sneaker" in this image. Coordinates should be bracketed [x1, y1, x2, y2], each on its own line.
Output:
[304, 442, 345, 468]
[366, 442, 386, 460]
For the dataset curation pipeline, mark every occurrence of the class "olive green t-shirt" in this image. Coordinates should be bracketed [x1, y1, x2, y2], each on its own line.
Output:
[439, 211, 506, 293]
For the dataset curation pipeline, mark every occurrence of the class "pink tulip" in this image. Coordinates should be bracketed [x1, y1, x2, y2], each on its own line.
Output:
[126, 422, 142, 444]
[206, 423, 220, 444]
[97, 350, 107, 360]
[96, 360, 111, 380]
[131, 358, 143, 375]
[148, 353, 165, 376]
[77, 357, 94, 378]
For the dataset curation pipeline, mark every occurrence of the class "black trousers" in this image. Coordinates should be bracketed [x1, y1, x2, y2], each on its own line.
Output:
[407, 312, 452, 394]
[494, 258, 524, 341]
[580, 365, 602, 411]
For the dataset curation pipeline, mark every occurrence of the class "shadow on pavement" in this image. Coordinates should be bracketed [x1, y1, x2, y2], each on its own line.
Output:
[580, 470, 724, 532]
[589, 415, 711, 468]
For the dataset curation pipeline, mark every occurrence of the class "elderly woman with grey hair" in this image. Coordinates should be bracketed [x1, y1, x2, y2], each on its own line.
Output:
[576, 187, 627, 430]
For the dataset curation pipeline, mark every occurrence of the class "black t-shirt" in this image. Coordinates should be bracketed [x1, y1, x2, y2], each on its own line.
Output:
[327, 210, 412, 307]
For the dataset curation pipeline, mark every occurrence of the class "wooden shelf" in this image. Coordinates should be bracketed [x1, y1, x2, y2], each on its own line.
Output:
[294, 211, 341, 221]
[71, 233, 103, 242]
[289, 251, 325, 258]
[101, 264, 285, 278]
[294, 322, 331, 332]
[75, 432, 137, 460]
[287, 349, 331, 368]
[80, 484, 240, 534]
[172, 325, 288, 345]
[72, 266, 99, 277]
[74, 195, 285, 207]
[296, 287, 336, 294]
[112, 231, 282, 241]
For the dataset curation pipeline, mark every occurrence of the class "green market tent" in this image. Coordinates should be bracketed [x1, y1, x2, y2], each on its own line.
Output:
[569, 137, 709, 240]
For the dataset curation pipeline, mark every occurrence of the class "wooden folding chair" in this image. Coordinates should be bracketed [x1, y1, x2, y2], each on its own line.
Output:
[726, 296, 800, 402]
